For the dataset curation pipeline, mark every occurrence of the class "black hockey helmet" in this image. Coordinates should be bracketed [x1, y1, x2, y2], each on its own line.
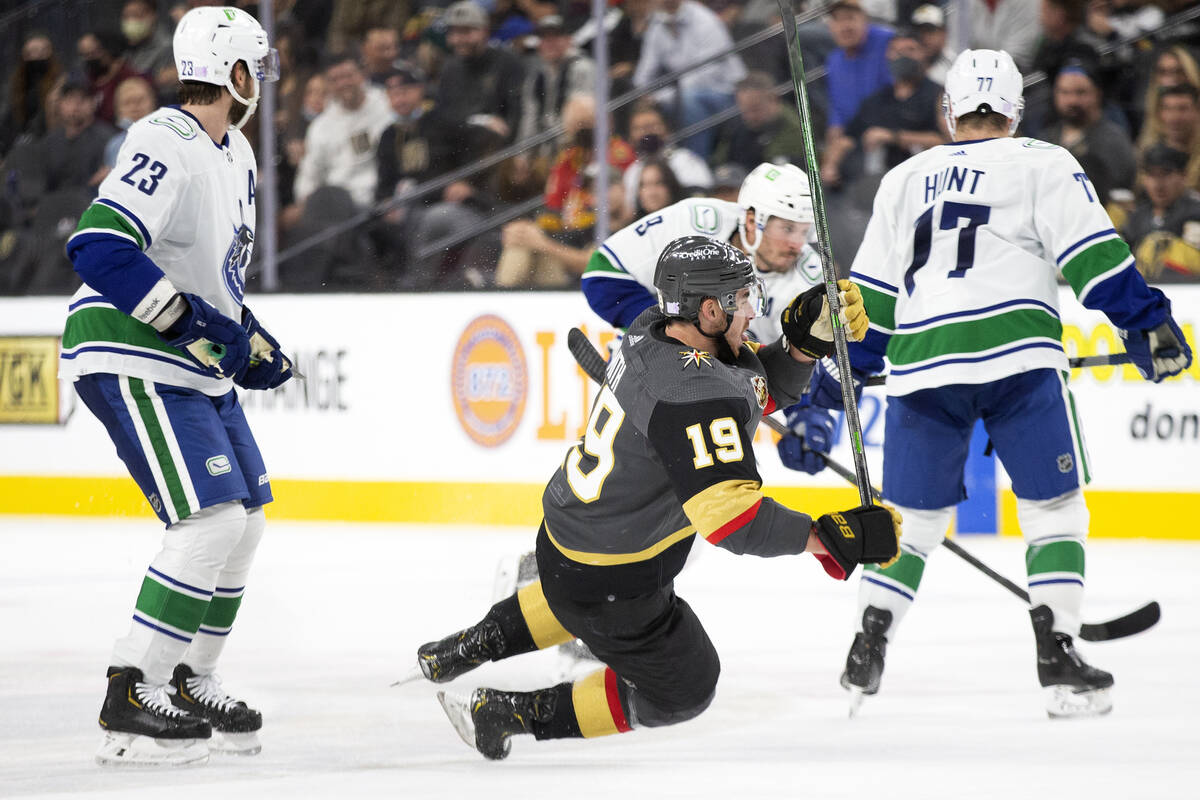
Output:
[653, 235, 765, 322]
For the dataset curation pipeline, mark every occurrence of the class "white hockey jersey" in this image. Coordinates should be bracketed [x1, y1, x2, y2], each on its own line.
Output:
[60, 107, 258, 395]
[851, 136, 1139, 396]
[584, 196, 823, 343]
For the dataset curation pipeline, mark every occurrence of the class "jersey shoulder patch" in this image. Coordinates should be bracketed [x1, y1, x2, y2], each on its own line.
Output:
[1020, 138, 1061, 151]
[142, 110, 200, 141]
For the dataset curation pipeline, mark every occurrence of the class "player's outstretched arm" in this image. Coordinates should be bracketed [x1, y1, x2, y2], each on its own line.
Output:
[810, 505, 902, 581]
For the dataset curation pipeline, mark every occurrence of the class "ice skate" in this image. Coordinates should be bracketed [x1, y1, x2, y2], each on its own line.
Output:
[840, 606, 893, 718]
[1030, 605, 1113, 718]
[170, 665, 262, 755]
[96, 666, 211, 767]
[491, 550, 540, 602]
[436, 687, 554, 760]
[417, 618, 508, 683]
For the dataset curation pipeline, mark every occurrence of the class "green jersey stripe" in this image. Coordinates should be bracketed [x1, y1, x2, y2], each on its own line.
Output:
[1025, 539, 1085, 577]
[200, 594, 244, 630]
[857, 282, 897, 332]
[1060, 238, 1132, 297]
[864, 549, 926, 591]
[128, 377, 192, 520]
[134, 575, 211, 633]
[887, 308, 1063, 367]
[74, 203, 146, 250]
[63, 305, 186, 359]
[584, 249, 622, 276]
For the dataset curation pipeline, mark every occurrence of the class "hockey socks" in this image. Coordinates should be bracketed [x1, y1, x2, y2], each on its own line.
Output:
[858, 547, 927, 629]
[1026, 538, 1086, 637]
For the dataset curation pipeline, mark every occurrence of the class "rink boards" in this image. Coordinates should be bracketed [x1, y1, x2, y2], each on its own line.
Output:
[0, 289, 1197, 538]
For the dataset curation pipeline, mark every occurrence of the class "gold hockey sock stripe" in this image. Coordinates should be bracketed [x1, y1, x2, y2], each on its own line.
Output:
[516, 581, 573, 649]
[572, 667, 632, 737]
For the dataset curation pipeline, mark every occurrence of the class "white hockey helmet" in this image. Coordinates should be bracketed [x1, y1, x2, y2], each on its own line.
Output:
[173, 6, 279, 131]
[736, 162, 814, 261]
[942, 49, 1024, 136]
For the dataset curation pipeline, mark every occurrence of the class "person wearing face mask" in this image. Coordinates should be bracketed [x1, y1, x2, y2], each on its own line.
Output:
[120, 0, 176, 97]
[77, 29, 151, 127]
[495, 94, 635, 288]
[516, 15, 596, 163]
[103, 76, 157, 169]
[1, 33, 63, 153]
[839, 31, 946, 184]
[621, 101, 712, 203]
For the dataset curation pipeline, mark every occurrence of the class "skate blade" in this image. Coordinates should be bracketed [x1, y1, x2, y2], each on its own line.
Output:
[1045, 685, 1113, 719]
[95, 732, 209, 767]
[209, 730, 261, 755]
[848, 687, 866, 719]
[436, 690, 478, 752]
[390, 664, 427, 687]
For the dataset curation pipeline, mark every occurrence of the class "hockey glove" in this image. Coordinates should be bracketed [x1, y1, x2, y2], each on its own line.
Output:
[236, 306, 296, 391]
[151, 293, 251, 380]
[812, 504, 902, 581]
[777, 403, 834, 475]
[806, 357, 866, 411]
[780, 280, 868, 360]
[1121, 314, 1192, 383]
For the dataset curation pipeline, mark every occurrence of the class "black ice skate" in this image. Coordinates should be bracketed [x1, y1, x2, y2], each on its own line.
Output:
[416, 618, 508, 683]
[170, 664, 263, 755]
[1030, 605, 1114, 718]
[96, 666, 211, 766]
[840, 606, 893, 717]
[436, 687, 556, 760]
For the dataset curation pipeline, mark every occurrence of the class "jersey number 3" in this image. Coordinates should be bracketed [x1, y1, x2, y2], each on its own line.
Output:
[120, 152, 168, 196]
[904, 201, 990, 294]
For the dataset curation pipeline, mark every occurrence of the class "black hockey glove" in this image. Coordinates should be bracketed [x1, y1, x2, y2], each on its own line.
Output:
[236, 306, 296, 391]
[152, 293, 251, 380]
[780, 280, 868, 360]
[812, 504, 901, 581]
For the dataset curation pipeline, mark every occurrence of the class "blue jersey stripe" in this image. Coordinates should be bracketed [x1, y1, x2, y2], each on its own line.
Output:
[849, 271, 899, 294]
[1028, 577, 1085, 587]
[68, 295, 109, 311]
[889, 340, 1064, 377]
[97, 198, 153, 249]
[61, 344, 209, 375]
[599, 243, 631, 274]
[132, 613, 193, 643]
[148, 566, 214, 597]
[863, 575, 915, 601]
[1056, 228, 1116, 265]
[197, 626, 233, 637]
[895, 297, 1060, 330]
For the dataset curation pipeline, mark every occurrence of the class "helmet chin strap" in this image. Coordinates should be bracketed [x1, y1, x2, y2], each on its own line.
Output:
[226, 71, 260, 131]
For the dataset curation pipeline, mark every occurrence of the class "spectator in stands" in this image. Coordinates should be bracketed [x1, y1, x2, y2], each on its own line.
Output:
[911, 4, 954, 84]
[1042, 61, 1136, 206]
[711, 71, 806, 173]
[32, 79, 115, 194]
[821, 0, 893, 189]
[573, 0, 652, 110]
[1139, 85, 1200, 191]
[328, 0, 409, 54]
[362, 27, 401, 85]
[632, 156, 686, 217]
[77, 29, 148, 127]
[1122, 144, 1200, 280]
[709, 161, 747, 203]
[622, 101, 712, 202]
[1031, 0, 1106, 90]
[518, 15, 596, 158]
[1138, 47, 1200, 148]
[966, 0, 1040, 72]
[293, 51, 396, 212]
[120, 0, 176, 97]
[103, 75, 156, 168]
[1, 32, 63, 156]
[435, 1, 525, 149]
[839, 31, 946, 181]
[633, 0, 747, 160]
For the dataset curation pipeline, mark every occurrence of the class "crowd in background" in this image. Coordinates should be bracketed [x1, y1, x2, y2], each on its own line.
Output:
[1, 0, 1198, 296]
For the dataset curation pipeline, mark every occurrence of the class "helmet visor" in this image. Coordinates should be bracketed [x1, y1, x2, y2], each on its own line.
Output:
[724, 277, 766, 320]
[255, 48, 280, 82]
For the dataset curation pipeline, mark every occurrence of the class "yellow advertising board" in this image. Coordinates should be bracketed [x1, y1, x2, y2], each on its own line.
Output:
[0, 336, 60, 424]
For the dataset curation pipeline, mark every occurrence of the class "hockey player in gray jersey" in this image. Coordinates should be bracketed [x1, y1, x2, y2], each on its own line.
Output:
[407, 236, 901, 760]
[835, 49, 1192, 718]
[60, 7, 292, 765]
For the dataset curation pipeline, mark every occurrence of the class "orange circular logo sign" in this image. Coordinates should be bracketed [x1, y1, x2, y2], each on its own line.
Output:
[451, 315, 528, 447]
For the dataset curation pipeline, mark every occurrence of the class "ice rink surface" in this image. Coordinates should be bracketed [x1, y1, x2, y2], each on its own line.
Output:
[1, 517, 1196, 800]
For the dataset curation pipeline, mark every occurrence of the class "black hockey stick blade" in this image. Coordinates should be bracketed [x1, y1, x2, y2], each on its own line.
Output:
[859, 353, 1127, 389]
[568, 327, 608, 384]
[1079, 600, 1160, 642]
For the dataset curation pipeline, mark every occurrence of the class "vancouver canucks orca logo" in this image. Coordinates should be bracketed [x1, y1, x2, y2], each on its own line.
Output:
[223, 200, 253, 303]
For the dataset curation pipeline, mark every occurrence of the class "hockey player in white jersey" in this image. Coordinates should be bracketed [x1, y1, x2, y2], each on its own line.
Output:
[582, 162, 839, 474]
[836, 49, 1192, 718]
[60, 7, 293, 765]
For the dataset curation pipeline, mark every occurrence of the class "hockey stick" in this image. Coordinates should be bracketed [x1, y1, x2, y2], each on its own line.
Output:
[566, 328, 1158, 642]
[859, 353, 1132, 388]
[775, 0, 872, 507]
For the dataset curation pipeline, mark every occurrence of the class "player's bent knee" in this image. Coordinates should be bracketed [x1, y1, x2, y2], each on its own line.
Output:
[890, 504, 954, 554]
[626, 685, 717, 729]
[167, 500, 248, 567]
[1017, 490, 1089, 542]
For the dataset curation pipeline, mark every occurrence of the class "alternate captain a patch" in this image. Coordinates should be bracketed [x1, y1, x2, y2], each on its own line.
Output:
[679, 349, 713, 369]
[750, 375, 768, 409]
